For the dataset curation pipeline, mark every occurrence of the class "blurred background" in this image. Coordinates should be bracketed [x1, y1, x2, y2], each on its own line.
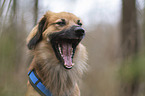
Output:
[0, 0, 145, 96]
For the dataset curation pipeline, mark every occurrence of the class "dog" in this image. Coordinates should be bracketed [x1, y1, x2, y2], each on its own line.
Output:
[26, 11, 88, 96]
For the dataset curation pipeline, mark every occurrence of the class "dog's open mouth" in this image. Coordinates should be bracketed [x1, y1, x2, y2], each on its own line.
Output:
[49, 26, 85, 69]
[50, 38, 81, 69]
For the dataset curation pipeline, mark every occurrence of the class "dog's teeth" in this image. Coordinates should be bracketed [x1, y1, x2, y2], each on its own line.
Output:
[64, 63, 67, 66]
[71, 48, 73, 55]
[58, 44, 62, 54]
[58, 44, 63, 55]
[72, 63, 74, 66]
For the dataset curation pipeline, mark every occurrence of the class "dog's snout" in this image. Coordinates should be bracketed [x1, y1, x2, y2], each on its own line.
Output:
[74, 27, 85, 37]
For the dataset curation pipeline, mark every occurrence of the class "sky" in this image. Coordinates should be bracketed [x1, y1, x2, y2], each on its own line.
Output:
[41, 0, 122, 25]
[40, 0, 144, 25]
[42, 0, 121, 14]
[0, 0, 144, 34]
[1, 0, 144, 26]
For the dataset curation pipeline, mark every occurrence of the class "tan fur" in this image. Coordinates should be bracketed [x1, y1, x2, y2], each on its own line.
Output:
[26, 11, 88, 96]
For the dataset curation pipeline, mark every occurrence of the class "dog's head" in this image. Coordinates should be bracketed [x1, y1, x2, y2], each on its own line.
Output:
[27, 11, 85, 69]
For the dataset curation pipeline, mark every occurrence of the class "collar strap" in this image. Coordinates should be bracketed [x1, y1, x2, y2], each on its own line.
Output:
[28, 69, 52, 96]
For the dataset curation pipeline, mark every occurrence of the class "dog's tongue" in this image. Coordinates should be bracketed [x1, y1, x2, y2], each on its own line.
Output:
[62, 43, 73, 68]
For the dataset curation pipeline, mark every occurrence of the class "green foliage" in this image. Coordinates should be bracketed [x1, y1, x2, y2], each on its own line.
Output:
[0, 32, 16, 71]
[119, 54, 145, 82]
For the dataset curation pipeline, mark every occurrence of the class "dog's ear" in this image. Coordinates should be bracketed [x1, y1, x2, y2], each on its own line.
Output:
[27, 16, 48, 50]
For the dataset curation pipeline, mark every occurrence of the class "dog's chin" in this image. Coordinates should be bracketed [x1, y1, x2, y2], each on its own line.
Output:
[49, 37, 82, 69]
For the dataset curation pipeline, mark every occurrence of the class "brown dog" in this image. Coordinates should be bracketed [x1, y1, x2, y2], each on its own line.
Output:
[26, 11, 88, 96]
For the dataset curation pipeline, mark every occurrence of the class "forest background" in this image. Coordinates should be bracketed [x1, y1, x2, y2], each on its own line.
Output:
[0, 0, 145, 96]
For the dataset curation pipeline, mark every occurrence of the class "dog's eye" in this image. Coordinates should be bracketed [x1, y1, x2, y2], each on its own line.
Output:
[56, 22, 66, 26]
[56, 19, 66, 26]
[78, 22, 82, 26]
[77, 20, 82, 26]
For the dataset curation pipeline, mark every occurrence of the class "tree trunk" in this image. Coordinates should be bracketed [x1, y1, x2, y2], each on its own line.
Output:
[121, 0, 139, 96]
[121, 0, 139, 58]
[34, 0, 38, 25]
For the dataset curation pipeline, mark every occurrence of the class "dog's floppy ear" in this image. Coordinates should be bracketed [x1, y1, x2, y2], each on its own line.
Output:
[27, 16, 48, 50]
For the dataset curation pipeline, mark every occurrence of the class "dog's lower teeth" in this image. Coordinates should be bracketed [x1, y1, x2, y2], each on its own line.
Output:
[58, 44, 63, 54]
[64, 63, 74, 68]
[71, 48, 73, 55]
[64, 63, 67, 66]
[58, 45, 61, 51]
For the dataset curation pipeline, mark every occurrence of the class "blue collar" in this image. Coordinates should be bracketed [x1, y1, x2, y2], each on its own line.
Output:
[28, 69, 52, 96]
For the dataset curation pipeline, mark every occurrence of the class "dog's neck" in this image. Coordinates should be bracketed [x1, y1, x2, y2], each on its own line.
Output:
[34, 63, 79, 96]
[31, 43, 87, 96]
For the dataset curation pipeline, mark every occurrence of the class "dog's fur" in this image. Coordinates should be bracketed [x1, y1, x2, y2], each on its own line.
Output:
[26, 11, 88, 96]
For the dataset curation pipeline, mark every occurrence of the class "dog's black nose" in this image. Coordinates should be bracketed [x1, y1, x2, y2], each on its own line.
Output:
[74, 27, 85, 37]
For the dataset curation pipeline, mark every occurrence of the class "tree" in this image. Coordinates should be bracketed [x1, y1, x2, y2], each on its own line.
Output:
[121, 0, 140, 96]
[34, 0, 38, 25]
[121, 0, 139, 58]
